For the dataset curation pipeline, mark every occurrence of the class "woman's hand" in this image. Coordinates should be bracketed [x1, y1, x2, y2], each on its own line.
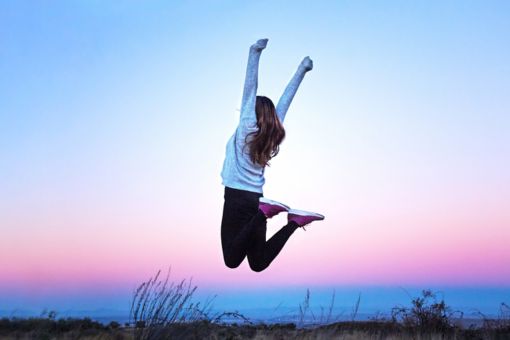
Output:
[300, 56, 313, 72]
[251, 38, 269, 52]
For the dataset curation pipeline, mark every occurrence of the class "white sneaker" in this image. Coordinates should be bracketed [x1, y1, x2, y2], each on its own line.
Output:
[288, 209, 325, 230]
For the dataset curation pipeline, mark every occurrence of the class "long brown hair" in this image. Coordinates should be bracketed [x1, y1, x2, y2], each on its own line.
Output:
[243, 96, 286, 167]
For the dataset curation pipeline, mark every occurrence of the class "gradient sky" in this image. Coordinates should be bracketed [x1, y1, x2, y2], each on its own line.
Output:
[1, 1, 509, 315]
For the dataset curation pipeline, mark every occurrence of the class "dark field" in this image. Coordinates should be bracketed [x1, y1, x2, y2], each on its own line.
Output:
[1, 317, 510, 339]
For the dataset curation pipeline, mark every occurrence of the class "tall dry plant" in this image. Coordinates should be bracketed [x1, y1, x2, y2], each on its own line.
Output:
[297, 289, 351, 327]
[129, 268, 214, 340]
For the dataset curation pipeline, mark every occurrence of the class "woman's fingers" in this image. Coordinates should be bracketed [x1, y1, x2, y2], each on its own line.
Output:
[301, 56, 313, 71]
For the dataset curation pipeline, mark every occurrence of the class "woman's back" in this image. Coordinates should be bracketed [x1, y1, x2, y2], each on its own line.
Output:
[220, 121, 265, 194]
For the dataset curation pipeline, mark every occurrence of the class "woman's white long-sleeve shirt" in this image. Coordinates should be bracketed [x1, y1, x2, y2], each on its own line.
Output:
[221, 46, 307, 194]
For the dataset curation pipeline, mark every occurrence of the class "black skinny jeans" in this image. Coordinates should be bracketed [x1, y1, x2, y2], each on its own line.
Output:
[221, 186, 298, 272]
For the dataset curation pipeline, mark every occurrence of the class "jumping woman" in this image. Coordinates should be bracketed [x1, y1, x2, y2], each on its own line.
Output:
[220, 38, 325, 272]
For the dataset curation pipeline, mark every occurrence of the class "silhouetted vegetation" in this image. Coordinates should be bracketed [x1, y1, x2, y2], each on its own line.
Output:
[0, 313, 121, 339]
[129, 268, 216, 339]
[391, 289, 463, 332]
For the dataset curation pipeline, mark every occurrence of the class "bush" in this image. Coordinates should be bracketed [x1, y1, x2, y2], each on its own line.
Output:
[108, 320, 121, 329]
[391, 289, 461, 332]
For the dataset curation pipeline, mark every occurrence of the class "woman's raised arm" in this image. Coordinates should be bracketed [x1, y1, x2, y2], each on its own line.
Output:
[239, 39, 268, 125]
[276, 56, 313, 123]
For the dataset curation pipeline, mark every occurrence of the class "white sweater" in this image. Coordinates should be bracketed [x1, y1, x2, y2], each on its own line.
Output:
[221, 44, 308, 193]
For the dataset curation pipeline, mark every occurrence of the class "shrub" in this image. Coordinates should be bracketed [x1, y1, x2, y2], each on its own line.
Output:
[108, 320, 120, 329]
[391, 289, 461, 332]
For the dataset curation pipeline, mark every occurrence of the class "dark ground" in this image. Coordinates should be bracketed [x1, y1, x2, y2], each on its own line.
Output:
[2, 319, 510, 339]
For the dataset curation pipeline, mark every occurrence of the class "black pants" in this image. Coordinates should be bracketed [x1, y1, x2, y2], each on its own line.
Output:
[221, 186, 298, 272]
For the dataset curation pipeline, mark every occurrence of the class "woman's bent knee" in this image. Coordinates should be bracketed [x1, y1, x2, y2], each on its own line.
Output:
[248, 260, 268, 272]
[224, 260, 241, 269]
[223, 253, 243, 269]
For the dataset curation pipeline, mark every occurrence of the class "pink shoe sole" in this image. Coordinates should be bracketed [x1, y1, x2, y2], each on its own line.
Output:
[259, 197, 290, 218]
